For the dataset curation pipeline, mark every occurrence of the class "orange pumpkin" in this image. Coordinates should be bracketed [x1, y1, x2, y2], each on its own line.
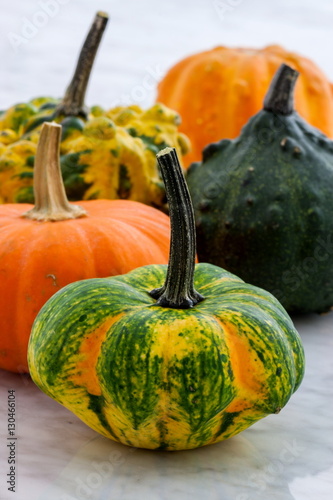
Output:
[157, 44, 333, 165]
[0, 123, 170, 373]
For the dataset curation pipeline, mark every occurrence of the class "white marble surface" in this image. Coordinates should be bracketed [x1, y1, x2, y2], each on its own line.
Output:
[0, 314, 332, 500]
[1, 1, 333, 499]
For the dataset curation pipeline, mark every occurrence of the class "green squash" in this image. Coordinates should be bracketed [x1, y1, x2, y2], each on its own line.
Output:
[28, 147, 304, 451]
[187, 63, 333, 313]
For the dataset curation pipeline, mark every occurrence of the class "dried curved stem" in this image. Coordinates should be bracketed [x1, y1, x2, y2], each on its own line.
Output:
[54, 12, 109, 118]
[150, 147, 204, 309]
[264, 64, 299, 116]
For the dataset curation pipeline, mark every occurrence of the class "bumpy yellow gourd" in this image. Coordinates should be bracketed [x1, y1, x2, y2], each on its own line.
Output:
[0, 141, 37, 203]
[0, 13, 189, 209]
[0, 104, 189, 208]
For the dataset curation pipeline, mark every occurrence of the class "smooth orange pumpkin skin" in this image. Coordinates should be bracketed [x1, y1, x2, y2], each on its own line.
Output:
[157, 45, 333, 165]
[0, 199, 170, 373]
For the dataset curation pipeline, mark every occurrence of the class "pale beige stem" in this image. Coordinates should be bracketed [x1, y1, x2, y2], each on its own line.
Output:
[22, 122, 87, 221]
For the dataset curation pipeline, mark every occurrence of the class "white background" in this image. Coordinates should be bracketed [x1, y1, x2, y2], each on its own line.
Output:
[1, 0, 333, 110]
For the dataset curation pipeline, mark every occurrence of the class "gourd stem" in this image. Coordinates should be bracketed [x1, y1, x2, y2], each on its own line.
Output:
[22, 122, 87, 221]
[54, 12, 109, 118]
[263, 64, 299, 116]
[150, 148, 204, 309]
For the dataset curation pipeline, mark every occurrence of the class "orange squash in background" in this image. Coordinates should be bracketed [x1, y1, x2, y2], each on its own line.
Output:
[0, 123, 170, 373]
[157, 44, 333, 165]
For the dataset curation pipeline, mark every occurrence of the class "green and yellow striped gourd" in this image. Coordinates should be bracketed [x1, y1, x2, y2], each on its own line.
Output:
[28, 148, 304, 451]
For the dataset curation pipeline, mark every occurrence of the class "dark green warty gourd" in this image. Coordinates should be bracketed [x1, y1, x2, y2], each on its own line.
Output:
[187, 63, 333, 313]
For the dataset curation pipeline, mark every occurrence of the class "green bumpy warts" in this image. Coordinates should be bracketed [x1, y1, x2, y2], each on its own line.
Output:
[187, 64, 333, 313]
